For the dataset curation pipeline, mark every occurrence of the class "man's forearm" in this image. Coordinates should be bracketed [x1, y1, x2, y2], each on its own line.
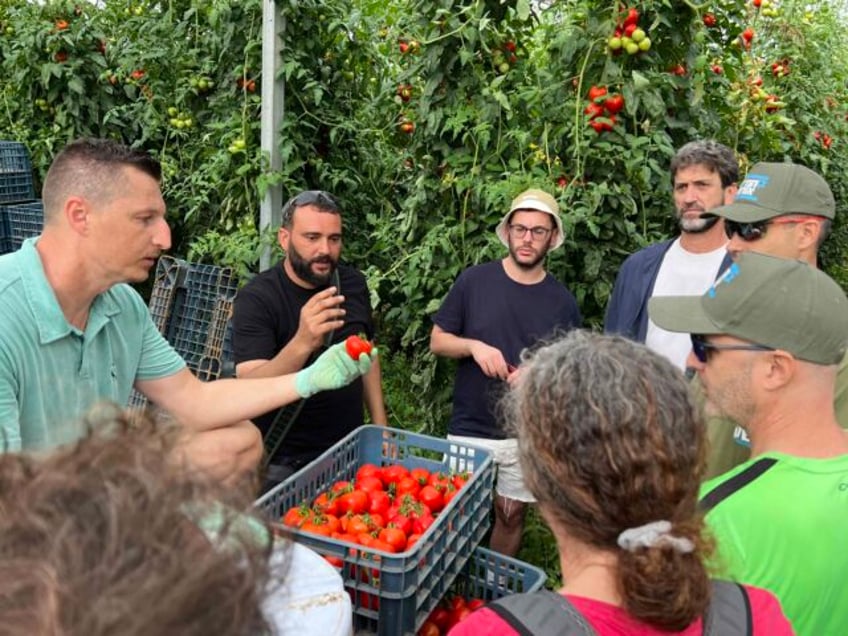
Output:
[236, 336, 314, 379]
[430, 329, 477, 359]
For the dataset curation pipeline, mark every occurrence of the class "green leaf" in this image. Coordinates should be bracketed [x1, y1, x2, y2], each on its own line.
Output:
[631, 71, 651, 92]
[516, 0, 531, 21]
[68, 77, 84, 95]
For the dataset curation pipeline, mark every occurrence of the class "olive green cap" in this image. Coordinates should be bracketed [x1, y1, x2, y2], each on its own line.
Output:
[710, 161, 835, 222]
[648, 252, 848, 365]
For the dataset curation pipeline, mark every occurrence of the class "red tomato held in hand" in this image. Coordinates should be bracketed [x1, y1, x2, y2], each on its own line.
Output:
[345, 335, 373, 360]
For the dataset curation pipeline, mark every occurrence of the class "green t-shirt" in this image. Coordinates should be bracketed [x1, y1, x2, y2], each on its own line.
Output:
[701, 452, 848, 635]
[0, 239, 186, 451]
[701, 352, 848, 479]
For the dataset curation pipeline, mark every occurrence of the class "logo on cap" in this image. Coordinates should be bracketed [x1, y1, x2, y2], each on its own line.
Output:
[736, 174, 770, 202]
[707, 262, 740, 298]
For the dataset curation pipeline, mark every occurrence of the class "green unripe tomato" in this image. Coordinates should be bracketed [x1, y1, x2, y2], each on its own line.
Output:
[631, 28, 646, 43]
[608, 37, 622, 51]
[638, 37, 651, 51]
[694, 31, 706, 44]
[625, 42, 639, 55]
[694, 54, 708, 71]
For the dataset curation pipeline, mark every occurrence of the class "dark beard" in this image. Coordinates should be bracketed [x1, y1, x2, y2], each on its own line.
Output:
[508, 245, 547, 270]
[287, 243, 338, 287]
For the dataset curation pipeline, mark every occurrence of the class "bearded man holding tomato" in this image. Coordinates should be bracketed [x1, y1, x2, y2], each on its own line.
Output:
[430, 188, 581, 557]
[232, 190, 386, 486]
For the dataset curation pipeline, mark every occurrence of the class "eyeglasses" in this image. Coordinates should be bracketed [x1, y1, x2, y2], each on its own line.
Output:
[508, 224, 553, 240]
[690, 334, 775, 364]
[724, 215, 826, 241]
[282, 190, 340, 223]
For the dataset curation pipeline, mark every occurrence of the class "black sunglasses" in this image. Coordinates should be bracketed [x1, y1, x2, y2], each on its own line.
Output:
[723, 215, 823, 242]
[282, 190, 340, 223]
[690, 334, 775, 364]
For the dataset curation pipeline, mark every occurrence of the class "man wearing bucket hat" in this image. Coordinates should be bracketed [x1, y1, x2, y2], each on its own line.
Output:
[430, 188, 581, 557]
[604, 140, 737, 370]
[649, 252, 848, 635]
[694, 161, 848, 479]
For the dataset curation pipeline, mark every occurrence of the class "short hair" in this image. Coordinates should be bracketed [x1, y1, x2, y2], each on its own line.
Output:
[280, 190, 341, 228]
[0, 405, 271, 636]
[670, 140, 739, 188]
[816, 217, 833, 249]
[503, 331, 713, 632]
[41, 138, 162, 222]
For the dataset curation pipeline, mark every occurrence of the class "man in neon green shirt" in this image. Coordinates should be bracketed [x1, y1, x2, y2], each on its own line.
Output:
[649, 251, 848, 635]
[695, 161, 848, 480]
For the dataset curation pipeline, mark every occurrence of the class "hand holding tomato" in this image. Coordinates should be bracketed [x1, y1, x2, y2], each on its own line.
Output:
[294, 341, 374, 398]
[345, 334, 374, 360]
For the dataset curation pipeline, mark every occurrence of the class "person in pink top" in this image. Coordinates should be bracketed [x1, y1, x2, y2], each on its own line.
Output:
[450, 330, 792, 636]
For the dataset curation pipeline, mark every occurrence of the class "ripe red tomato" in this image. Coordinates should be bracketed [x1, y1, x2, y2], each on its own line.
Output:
[357, 475, 384, 494]
[584, 102, 605, 119]
[331, 480, 352, 493]
[396, 476, 421, 499]
[428, 471, 451, 490]
[742, 27, 754, 42]
[418, 485, 445, 513]
[449, 606, 472, 627]
[447, 596, 466, 612]
[428, 606, 451, 631]
[412, 512, 435, 535]
[282, 505, 310, 528]
[55, 19, 69, 30]
[451, 472, 469, 490]
[389, 513, 412, 535]
[356, 463, 382, 482]
[345, 335, 373, 360]
[337, 489, 369, 515]
[417, 620, 440, 636]
[368, 490, 391, 517]
[378, 527, 407, 551]
[623, 7, 640, 27]
[410, 467, 430, 485]
[405, 532, 422, 550]
[703, 13, 716, 27]
[314, 491, 340, 516]
[603, 94, 625, 115]
[301, 520, 332, 536]
[467, 598, 485, 610]
[324, 555, 344, 568]
[381, 464, 410, 487]
[587, 85, 607, 102]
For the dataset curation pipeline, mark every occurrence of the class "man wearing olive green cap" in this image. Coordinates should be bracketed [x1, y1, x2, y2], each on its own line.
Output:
[695, 161, 848, 479]
[649, 251, 848, 636]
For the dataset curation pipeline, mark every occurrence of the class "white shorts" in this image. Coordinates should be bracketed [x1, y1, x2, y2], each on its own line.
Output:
[447, 435, 535, 503]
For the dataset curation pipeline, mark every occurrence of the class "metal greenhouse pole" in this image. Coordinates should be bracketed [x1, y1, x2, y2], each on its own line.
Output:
[259, 0, 284, 271]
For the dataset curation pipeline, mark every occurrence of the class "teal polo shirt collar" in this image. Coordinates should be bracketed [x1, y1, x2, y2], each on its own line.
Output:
[18, 238, 122, 345]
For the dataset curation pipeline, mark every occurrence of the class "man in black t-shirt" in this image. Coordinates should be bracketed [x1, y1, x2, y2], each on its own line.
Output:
[430, 189, 582, 557]
[232, 191, 386, 484]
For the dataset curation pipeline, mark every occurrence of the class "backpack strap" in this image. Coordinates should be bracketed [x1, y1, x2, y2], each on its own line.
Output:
[703, 580, 752, 636]
[487, 590, 597, 636]
[699, 457, 778, 513]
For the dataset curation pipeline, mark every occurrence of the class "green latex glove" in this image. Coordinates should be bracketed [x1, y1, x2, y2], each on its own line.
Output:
[294, 341, 376, 398]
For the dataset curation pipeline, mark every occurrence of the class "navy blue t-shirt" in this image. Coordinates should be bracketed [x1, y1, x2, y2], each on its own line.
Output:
[433, 260, 581, 439]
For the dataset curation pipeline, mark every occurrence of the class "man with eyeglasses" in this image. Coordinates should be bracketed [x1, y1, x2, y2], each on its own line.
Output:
[695, 161, 848, 478]
[648, 252, 848, 635]
[232, 190, 386, 484]
[430, 188, 581, 557]
[604, 140, 737, 370]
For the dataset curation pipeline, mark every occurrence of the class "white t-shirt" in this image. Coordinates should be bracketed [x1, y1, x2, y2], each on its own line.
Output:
[263, 542, 353, 635]
[645, 238, 728, 370]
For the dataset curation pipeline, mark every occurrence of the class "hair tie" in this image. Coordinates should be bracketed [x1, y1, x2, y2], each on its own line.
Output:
[617, 520, 694, 554]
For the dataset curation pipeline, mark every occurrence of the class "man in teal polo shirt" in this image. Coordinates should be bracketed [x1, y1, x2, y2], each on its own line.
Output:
[649, 252, 848, 635]
[0, 139, 374, 483]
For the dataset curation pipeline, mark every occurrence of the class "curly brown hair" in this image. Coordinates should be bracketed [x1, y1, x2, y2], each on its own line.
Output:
[0, 404, 272, 636]
[504, 330, 714, 631]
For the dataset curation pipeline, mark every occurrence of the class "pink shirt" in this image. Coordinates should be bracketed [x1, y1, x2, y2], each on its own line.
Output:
[448, 586, 793, 635]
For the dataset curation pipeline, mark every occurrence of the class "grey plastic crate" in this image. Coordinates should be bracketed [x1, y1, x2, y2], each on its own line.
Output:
[0, 142, 35, 204]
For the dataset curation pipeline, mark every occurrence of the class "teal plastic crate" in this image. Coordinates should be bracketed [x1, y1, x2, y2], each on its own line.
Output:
[256, 425, 494, 636]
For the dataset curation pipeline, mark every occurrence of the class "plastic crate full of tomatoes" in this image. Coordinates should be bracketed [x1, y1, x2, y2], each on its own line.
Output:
[255, 425, 495, 636]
